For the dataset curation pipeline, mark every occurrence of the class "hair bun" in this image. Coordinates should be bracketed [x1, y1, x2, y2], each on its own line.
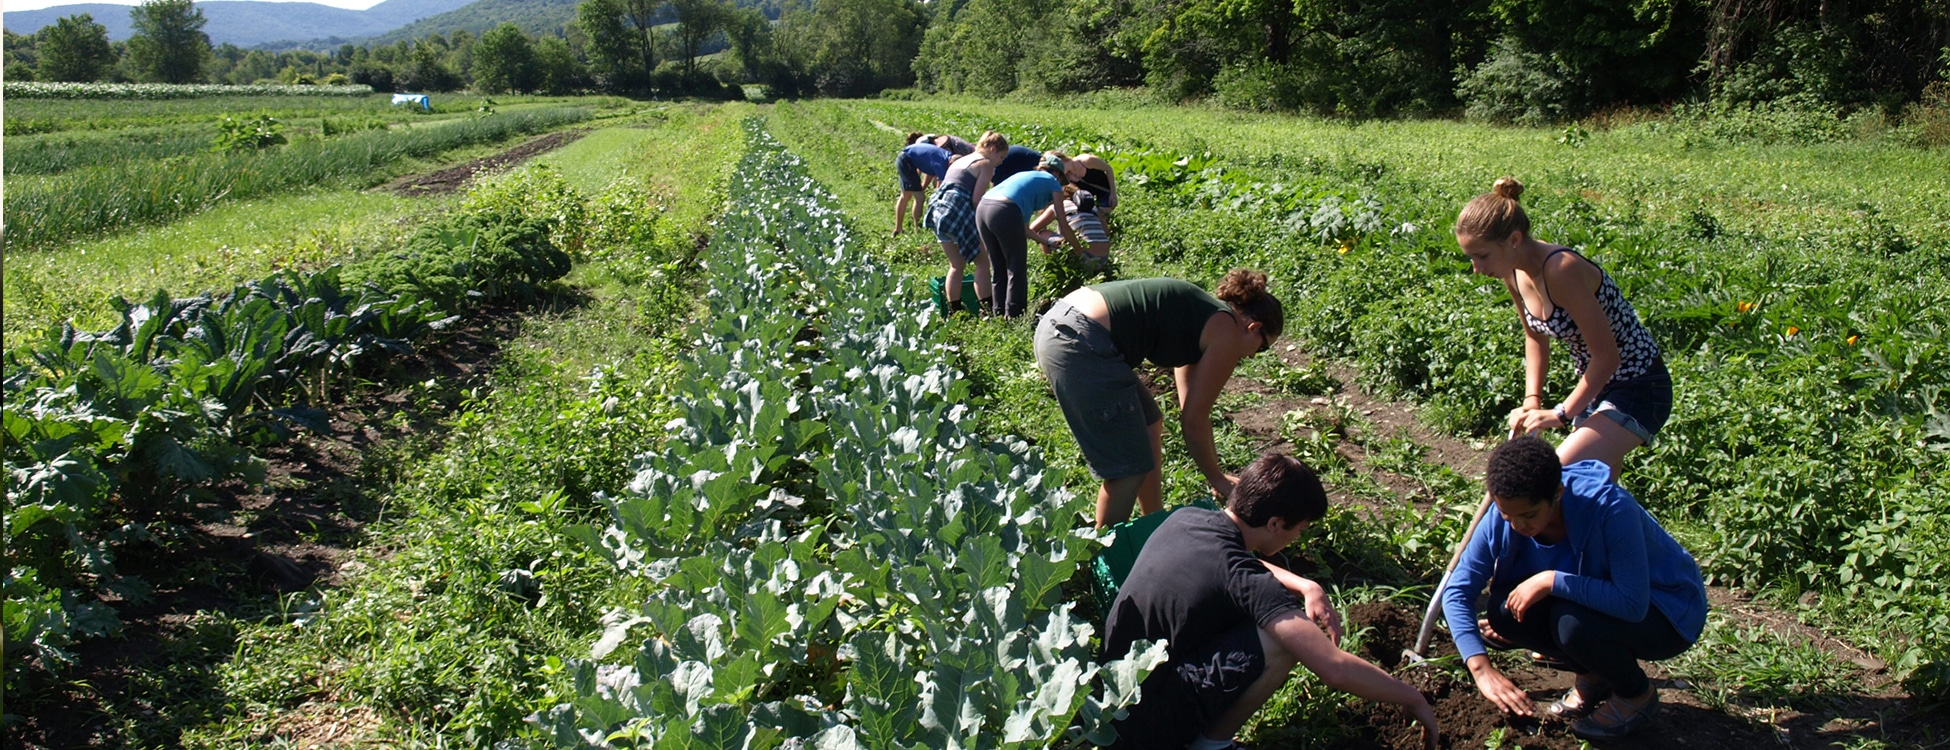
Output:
[1492, 176, 1524, 201]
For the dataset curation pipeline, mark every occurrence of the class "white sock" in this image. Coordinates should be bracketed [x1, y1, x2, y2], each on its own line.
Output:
[1186, 735, 1232, 750]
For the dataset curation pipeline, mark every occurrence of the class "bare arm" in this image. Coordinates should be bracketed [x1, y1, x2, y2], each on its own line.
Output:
[1268, 611, 1437, 739]
[1174, 315, 1249, 497]
[969, 160, 994, 204]
[1260, 561, 1342, 644]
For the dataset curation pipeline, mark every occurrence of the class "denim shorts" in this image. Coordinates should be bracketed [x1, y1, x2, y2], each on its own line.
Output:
[1034, 299, 1163, 480]
[1575, 357, 1673, 446]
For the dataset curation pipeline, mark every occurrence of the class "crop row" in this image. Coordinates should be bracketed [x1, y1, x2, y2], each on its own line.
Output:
[827, 100, 1950, 696]
[1, 169, 592, 698]
[4, 107, 591, 251]
[531, 119, 1164, 748]
[3, 82, 376, 100]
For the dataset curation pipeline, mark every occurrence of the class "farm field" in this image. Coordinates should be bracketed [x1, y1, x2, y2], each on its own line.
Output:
[4, 92, 1948, 750]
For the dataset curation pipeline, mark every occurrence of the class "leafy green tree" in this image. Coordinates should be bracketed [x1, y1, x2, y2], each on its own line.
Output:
[399, 37, 464, 91]
[668, 0, 731, 79]
[126, 0, 212, 83]
[36, 14, 116, 82]
[777, 0, 923, 96]
[578, 0, 663, 94]
[4, 29, 39, 82]
[474, 23, 539, 93]
[534, 36, 591, 93]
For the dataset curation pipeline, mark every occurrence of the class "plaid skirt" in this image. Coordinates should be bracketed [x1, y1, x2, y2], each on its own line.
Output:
[926, 183, 982, 261]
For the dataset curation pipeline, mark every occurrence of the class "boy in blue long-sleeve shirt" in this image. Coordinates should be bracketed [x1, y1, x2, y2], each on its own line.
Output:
[1441, 436, 1707, 741]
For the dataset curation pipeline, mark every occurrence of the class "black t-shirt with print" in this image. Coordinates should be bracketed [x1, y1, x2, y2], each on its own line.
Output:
[1101, 508, 1302, 663]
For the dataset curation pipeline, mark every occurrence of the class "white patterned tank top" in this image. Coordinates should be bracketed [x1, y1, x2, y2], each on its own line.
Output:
[1521, 249, 1661, 380]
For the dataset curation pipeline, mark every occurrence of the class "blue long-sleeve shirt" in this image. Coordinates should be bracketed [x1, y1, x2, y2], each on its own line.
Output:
[1441, 459, 1708, 660]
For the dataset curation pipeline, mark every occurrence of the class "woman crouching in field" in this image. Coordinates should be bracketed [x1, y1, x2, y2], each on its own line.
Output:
[1456, 177, 1671, 480]
[925, 131, 1008, 313]
[1442, 436, 1706, 741]
[1034, 269, 1282, 526]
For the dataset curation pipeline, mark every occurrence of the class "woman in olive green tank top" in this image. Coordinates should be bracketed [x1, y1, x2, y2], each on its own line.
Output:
[1033, 269, 1284, 526]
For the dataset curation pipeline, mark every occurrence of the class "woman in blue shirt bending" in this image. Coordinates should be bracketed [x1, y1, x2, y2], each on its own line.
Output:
[977, 152, 1084, 318]
[1441, 436, 1706, 741]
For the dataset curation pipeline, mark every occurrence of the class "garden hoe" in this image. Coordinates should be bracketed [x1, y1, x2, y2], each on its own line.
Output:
[1402, 427, 1519, 669]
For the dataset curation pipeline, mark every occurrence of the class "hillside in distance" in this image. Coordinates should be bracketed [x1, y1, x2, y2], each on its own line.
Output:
[363, 0, 798, 45]
[3, 0, 475, 47]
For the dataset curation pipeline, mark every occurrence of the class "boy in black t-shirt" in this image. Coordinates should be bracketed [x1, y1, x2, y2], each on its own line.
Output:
[1101, 453, 1438, 750]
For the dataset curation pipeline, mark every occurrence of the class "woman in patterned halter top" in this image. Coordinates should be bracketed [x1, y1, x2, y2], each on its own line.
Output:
[1454, 177, 1672, 481]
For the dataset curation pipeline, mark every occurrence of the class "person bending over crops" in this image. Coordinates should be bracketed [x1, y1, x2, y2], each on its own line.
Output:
[1030, 185, 1111, 268]
[926, 131, 1008, 312]
[932, 133, 976, 158]
[893, 132, 952, 236]
[978, 152, 1084, 317]
[1062, 151, 1119, 220]
[1034, 269, 1279, 526]
[1101, 453, 1438, 750]
[1456, 177, 1671, 480]
[1442, 436, 1706, 741]
[989, 143, 1045, 185]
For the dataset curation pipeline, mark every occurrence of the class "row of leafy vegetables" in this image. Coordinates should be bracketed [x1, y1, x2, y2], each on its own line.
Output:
[842, 101, 1950, 698]
[1, 173, 579, 695]
[528, 119, 1165, 748]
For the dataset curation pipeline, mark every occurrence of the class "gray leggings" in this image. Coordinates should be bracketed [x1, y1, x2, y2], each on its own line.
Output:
[976, 199, 1030, 318]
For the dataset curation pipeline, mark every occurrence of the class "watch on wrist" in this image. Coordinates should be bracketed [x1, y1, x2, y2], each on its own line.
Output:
[1552, 404, 1570, 426]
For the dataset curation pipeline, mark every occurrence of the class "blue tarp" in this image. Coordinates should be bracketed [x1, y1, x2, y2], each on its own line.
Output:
[391, 93, 431, 111]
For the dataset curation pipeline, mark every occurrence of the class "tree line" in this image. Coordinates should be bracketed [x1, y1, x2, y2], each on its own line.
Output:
[7, 0, 1946, 118]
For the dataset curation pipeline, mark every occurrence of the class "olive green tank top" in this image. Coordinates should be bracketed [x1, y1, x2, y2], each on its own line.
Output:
[1095, 278, 1231, 368]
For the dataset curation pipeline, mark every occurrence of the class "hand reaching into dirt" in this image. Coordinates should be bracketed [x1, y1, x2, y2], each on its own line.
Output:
[1410, 699, 1439, 750]
[1208, 472, 1238, 499]
[1467, 654, 1534, 716]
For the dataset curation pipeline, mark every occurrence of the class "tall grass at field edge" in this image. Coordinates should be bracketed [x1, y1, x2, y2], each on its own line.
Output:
[4, 107, 592, 251]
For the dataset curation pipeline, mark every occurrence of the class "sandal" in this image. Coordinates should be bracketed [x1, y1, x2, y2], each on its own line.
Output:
[1571, 690, 1660, 740]
[1546, 677, 1612, 720]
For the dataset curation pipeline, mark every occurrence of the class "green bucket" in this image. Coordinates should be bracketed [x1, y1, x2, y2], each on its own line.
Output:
[929, 276, 984, 315]
[1090, 499, 1218, 613]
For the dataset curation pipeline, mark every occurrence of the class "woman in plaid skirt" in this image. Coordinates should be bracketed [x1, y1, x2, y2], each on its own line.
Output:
[926, 131, 1011, 313]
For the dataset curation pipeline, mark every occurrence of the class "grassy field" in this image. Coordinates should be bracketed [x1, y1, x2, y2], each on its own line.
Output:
[5, 91, 1945, 749]
[765, 98, 1950, 712]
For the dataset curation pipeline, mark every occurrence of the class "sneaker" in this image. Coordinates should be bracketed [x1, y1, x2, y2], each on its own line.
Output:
[1570, 689, 1660, 740]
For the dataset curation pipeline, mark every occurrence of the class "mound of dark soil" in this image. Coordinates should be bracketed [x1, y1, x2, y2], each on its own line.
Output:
[386, 129, 588, 196]
[1343, 601, 1778, 750]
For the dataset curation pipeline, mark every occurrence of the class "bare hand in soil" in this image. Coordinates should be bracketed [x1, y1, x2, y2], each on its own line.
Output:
[1411, 699, 1440, 750]
[1304, 588, 1344, 645]
[1209, 473, 1239, 499]
[1468, 657, 1534, 716]
[1504, 571, 1556, 622]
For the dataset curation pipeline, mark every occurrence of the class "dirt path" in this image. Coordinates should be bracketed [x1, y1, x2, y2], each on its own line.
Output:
[1217, 350, 1945, 749]
[383, 129, 590, 196]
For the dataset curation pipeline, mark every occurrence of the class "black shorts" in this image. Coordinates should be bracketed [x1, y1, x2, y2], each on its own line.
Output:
[1107, 623, 1267, 749]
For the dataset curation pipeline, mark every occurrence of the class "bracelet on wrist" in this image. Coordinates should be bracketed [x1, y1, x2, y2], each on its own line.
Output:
[1553, 403, 1571, 426]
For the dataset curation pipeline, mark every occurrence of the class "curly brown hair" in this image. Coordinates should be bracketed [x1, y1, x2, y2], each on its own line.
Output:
[1215, 268, 1284, 341]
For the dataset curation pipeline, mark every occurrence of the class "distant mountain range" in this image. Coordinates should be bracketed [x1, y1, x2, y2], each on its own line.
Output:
[6, 0, 795, 50]
[4, 0, 480, 48]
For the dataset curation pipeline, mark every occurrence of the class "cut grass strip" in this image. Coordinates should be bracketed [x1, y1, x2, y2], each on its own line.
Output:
[4, 107, 592, 251]
[3, 189, 442, 343]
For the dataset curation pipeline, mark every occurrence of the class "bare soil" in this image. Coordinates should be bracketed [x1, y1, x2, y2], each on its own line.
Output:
[1216, 351, 1950, 749]
[383, 129, 589, 196]
[5, 305, 523, 750]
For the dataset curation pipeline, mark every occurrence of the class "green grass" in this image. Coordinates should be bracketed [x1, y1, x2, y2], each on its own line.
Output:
[177, 104, 751, 748]
[2, 189, 442, 343]
[2, 93, 627, 135]
[5, 107, 595, 251]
